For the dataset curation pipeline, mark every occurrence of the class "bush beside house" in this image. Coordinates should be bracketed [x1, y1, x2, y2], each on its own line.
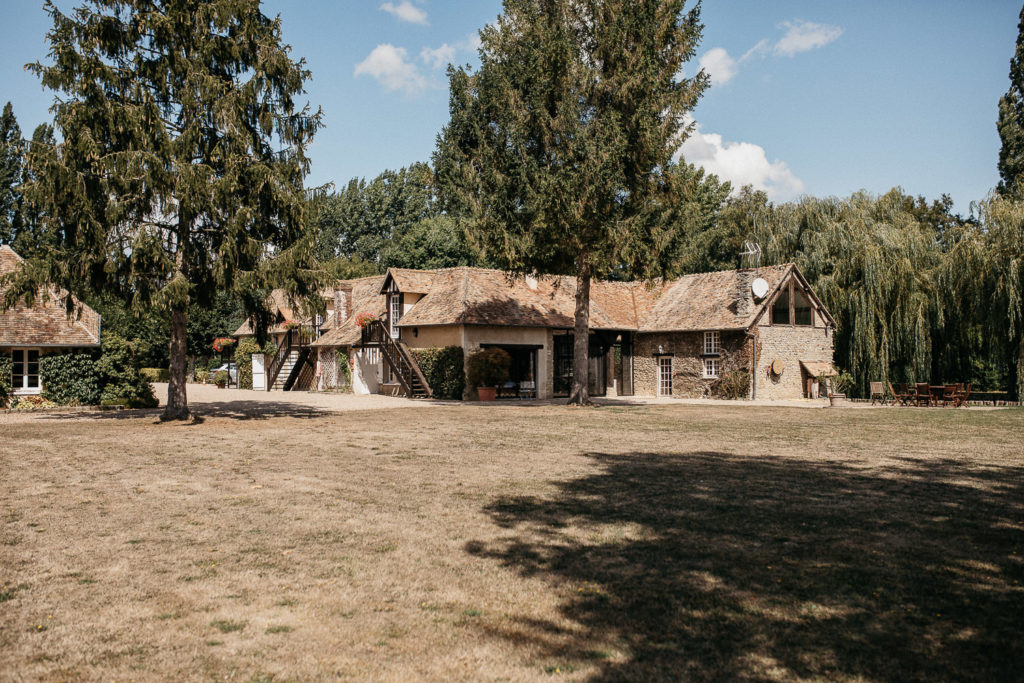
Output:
[40, 352, 102, 405]
[411, 346, 465, 400]
[0, 353, 11, 407]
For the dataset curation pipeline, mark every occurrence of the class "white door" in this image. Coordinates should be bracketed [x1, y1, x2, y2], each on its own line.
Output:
[252, 353, 266, 391]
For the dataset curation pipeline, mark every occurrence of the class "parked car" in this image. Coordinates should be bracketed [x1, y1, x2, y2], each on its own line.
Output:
[207, 362, 237, 385]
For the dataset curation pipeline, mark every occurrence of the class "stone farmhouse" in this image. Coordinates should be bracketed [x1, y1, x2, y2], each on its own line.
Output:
[0, 245, 102, 396]
[236, 262, 836, 401]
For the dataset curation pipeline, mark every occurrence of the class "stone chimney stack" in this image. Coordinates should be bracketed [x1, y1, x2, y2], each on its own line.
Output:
[736, 268, 755, 320]
[333, 284, 352, 324]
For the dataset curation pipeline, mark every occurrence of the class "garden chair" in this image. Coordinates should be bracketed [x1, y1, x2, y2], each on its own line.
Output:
[888, 382, 909, 406]
[914, 382, 932, 407]
[940, 384, 958, 407]
[954, 383, 972, 408]
[870, 381, 888, 405]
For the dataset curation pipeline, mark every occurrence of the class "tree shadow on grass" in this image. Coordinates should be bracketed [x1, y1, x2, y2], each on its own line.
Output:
[29, 400, 331, 422]
[467, 452, 1024, 681]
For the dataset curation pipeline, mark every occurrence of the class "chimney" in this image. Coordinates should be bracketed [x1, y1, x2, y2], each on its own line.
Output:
[333, 284, 352, 324]
[736, 268, 755, 320]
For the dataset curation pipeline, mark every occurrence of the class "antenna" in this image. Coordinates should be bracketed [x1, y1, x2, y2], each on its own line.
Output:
[739, 241, 762, 269]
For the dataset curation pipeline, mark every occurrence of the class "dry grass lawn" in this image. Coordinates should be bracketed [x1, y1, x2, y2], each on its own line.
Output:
[1, 403, 1022, 681]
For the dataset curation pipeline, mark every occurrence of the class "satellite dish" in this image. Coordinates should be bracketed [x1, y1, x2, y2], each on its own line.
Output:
[751, 277, 769, 300]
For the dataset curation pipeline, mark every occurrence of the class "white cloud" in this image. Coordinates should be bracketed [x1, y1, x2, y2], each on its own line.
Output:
[679, 119, 805, 201]
[380, 1, 428, 26]
[421, 43, 456, 69]
[354, 44, 426, 95]
[773, 20, 843, 57]
[699, 47, 738, 86]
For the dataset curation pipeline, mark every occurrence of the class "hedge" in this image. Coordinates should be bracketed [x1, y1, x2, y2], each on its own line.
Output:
[96, 333, 158, 408]
[40, 352, 102, 406]
[234, 338, 278, 390]
[141, 367, 170, 382]
[0, 353, 11, 406]
[411, 346, 465, 400]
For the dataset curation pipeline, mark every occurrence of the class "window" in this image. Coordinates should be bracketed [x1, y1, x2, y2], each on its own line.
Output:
[772, 288, 790, 325]
[389, 293, 402, 338]
[703, 357, 720, 379]
[793, 288, 812, 326]
[658, 357, 673, 396]
[703, 331, 721, 355]
[11, 349, 40, 393]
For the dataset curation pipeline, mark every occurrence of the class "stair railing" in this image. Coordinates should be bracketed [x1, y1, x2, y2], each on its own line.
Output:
[360, 319, 432, 398]
[267, 328, 294, 390]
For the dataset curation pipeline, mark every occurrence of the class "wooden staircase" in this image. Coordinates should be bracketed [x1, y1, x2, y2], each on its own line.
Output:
[267, 327, 316, 391]
[361, 319, 433, 398]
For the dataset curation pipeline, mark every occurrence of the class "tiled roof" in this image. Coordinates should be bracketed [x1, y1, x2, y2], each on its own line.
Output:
[311, 275, 387, 348]
[639, 264, 793, 331]
[233, 287, 337, 337]
[381, 268, 436, 294]
[396, 268, 647, 330]
[0, 245, 102, 347]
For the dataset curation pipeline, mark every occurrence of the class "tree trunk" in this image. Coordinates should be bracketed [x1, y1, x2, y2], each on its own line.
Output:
[162, 307, 190, 421]
[568, 260, 592, 406]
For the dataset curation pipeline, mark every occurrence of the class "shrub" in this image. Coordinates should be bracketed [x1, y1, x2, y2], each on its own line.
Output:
[96, 332, 158, 408]
[10, 395, 59, 411]
[40, 352, 102, 405]
[466, 348, 511, 388]
[141, 367, 169, 382]
[826, 370, 855, 396]
[713, 369, 750, 400]
[336, 350, 352, 392]
[213, 369, 229, 386]
[411, 346, 465, 400]
[0, 353, 11, 407]
[234, 338, 277, 390]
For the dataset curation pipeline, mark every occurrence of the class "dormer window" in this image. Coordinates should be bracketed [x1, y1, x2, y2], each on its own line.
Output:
[703, 331, 720, 355]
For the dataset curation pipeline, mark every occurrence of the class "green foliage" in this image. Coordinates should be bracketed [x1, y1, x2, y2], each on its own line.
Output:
[213, 370, 229, 387]
[381, 215, 478, 270]
[0, 352, 11, 406]
[0, 102, 24, 248]
[467, 348, 511, 388]
[96, 333, 158, 409]
[825, 370, 855, 397]
[141, 368, 169, 383]
[998, 6, 1024, 198]
[14, 0, 323, 419]
[39, 352, 101, 406]
[713, 369, 750, 400]
[435, 0, 711, 402]
[235, 338, 277, 390]
[411, 346, 465, 400]
[336, 350, 352, 392]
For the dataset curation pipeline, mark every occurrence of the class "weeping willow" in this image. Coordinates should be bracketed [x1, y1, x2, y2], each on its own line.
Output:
[939, 195, 1024, 397]
[752, 190, 942, 396]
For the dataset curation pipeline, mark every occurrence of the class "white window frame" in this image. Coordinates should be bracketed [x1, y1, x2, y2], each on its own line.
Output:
[703, 331, 721, 355]
[11, 348, 42, 395]
[703, 357, 720, 379]
[658, 356, 673, 396]
[389, 293, 401, 339]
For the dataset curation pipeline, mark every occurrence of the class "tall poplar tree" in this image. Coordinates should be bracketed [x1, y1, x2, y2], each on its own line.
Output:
[998, 4, 1024, 198]
[13, 0, 322, 420]
[435, 0, 710, 404]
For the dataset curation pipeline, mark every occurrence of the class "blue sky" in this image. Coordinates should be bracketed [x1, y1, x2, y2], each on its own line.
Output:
[0, 1, 1019, 213]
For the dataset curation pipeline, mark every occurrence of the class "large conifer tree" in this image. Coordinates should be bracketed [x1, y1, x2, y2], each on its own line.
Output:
[998, 5, 1024, 198]
[435, 0, 710, 404]
[14, 0, 322, 420]
[0, 102, 24, 247]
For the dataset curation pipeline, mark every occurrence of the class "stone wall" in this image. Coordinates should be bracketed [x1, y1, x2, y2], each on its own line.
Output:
[754, 324, 834, 400]
[634, 331, 751, 398]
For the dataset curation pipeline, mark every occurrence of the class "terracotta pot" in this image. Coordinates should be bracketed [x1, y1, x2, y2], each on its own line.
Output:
[216, 383, 227, 390]
[477, 386, 497, 402]
[828, 393, 846, 407]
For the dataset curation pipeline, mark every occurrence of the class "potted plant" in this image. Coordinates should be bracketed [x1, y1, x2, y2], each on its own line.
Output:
[466, 348, 511, 402]
[355, 311, 381, 328]
[213, 369, 229, 389]
[826, 370, 854, 406]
